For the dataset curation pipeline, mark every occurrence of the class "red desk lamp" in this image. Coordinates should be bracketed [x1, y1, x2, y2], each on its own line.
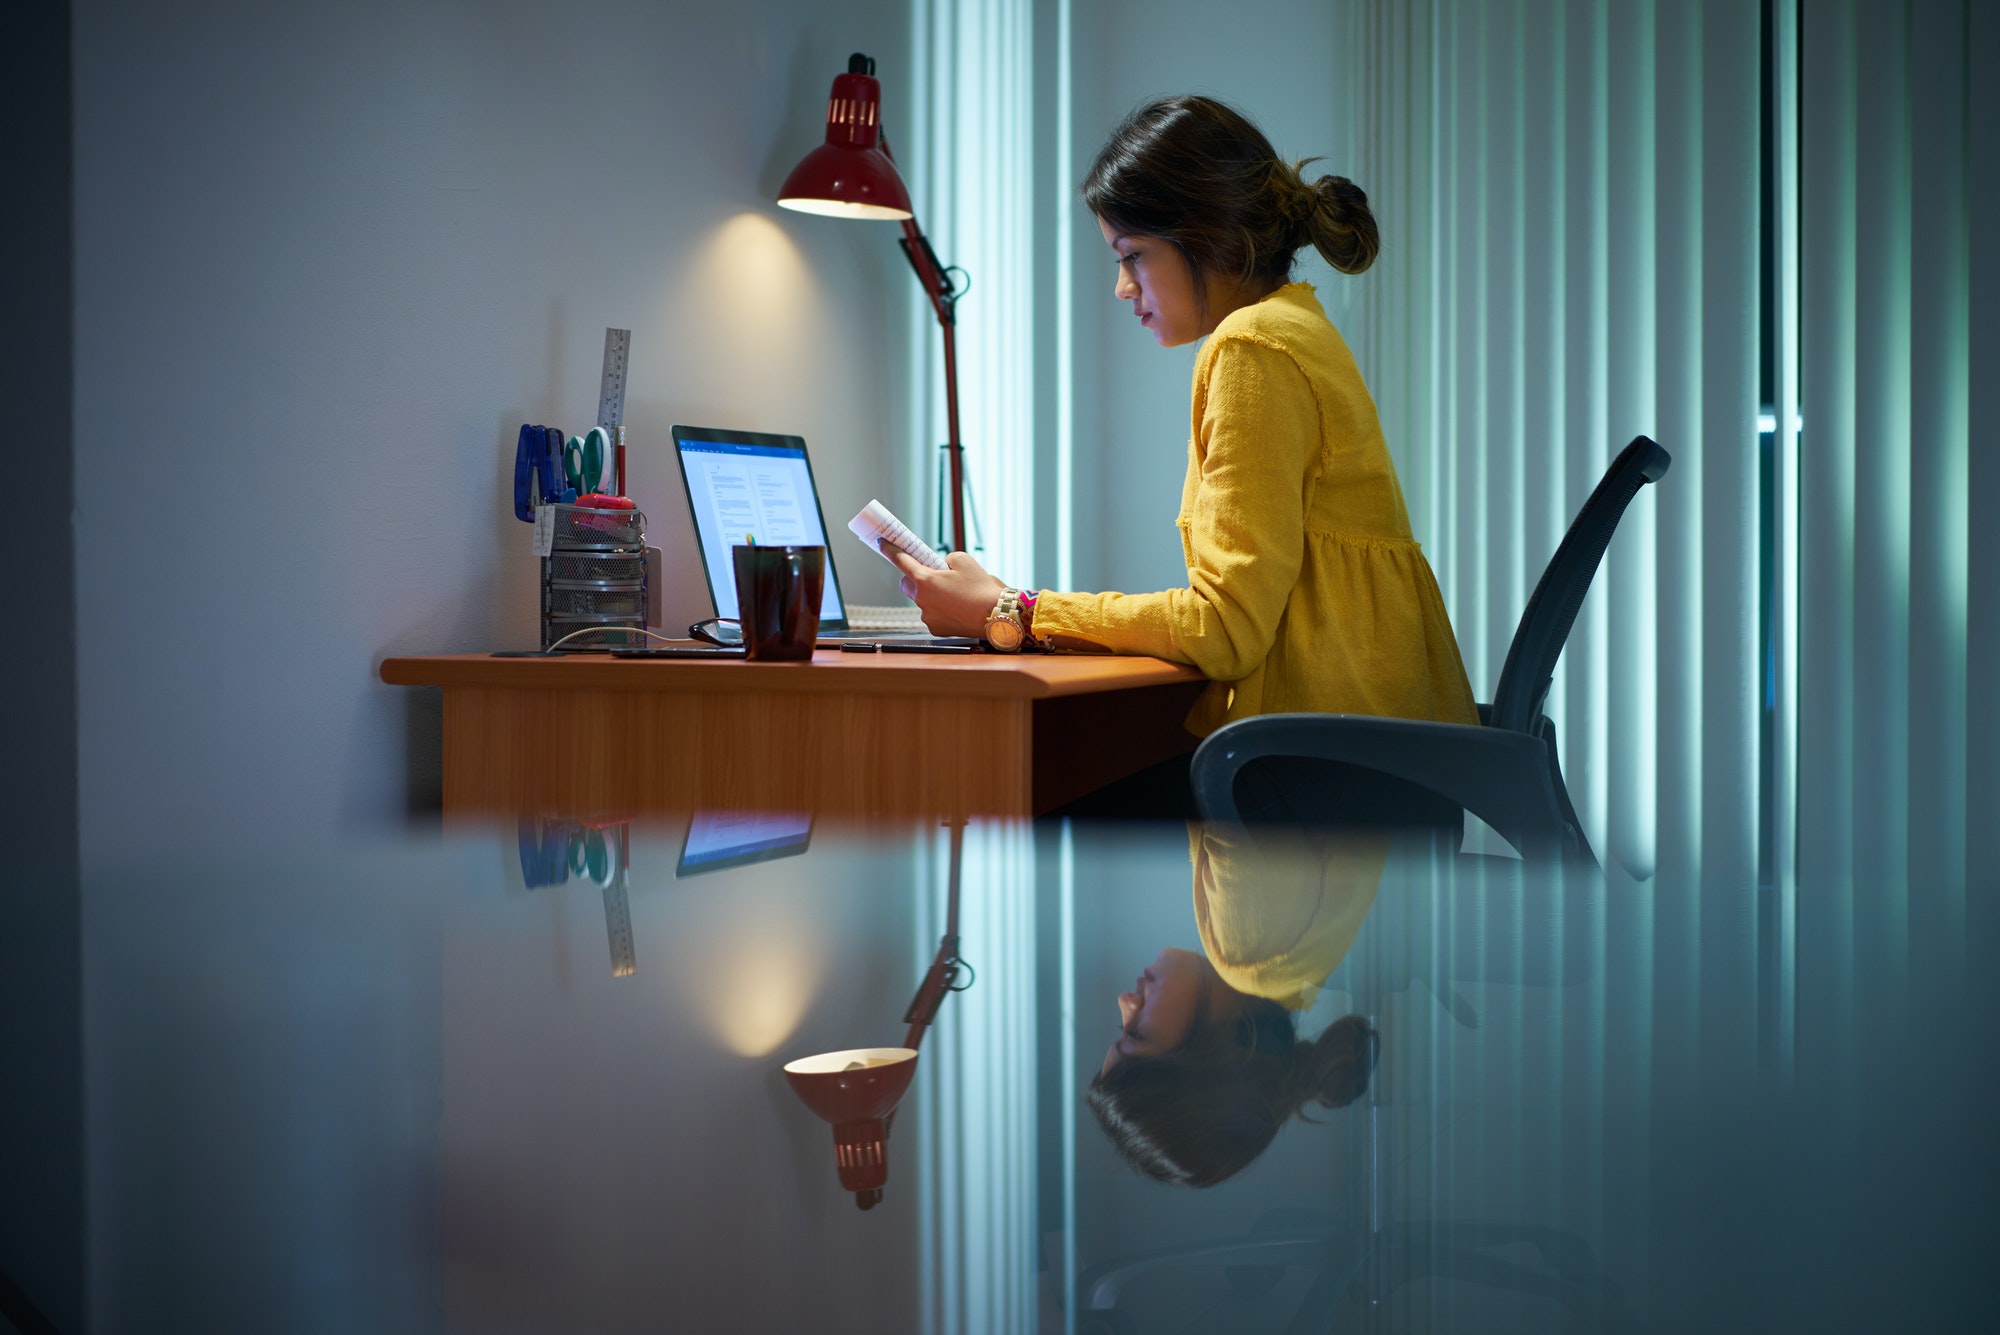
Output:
[778, 52, 971, 554]
[782, 823, 972, 1210]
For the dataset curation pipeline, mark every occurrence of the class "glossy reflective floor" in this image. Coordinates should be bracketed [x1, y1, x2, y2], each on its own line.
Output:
[78, 816, 1992, 1333]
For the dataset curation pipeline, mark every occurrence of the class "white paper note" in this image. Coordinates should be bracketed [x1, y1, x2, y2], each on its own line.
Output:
[849, 500, 949, 571]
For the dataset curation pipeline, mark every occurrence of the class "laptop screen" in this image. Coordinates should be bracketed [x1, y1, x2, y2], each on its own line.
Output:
[674, 428, 849, 625]
[676, 810, 815, 877]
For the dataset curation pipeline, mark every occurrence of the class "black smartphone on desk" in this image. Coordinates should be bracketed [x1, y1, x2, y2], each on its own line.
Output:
[878, 640, 983, 654]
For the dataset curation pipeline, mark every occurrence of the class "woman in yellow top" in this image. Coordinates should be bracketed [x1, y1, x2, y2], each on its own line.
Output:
[892, 95, 1478, 808]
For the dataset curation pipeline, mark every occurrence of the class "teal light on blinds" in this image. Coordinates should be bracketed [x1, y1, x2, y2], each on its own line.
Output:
[907, 0, 1037, 577]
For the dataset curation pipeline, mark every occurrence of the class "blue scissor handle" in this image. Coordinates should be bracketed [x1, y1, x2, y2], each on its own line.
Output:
[517, 818, 569, 887]
[513, 424, 584, 518]
[539, 425, 573, 505]
[513, 423, 539, 521]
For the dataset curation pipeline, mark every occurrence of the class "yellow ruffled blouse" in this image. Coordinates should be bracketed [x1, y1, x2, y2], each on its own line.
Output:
[1189, 823, 1387, 1011]
[1034, 282, 1478, 734]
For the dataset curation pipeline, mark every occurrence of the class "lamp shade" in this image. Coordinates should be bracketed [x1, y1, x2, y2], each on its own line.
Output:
[783, 1047, 919, 1194]
[783, 1047, 917, 1124]
[777, 62, 913, 220]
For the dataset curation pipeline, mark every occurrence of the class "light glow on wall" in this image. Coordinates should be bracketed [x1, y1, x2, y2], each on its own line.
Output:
[686, 211, 822, 394]
[683, 917, 826, 1059]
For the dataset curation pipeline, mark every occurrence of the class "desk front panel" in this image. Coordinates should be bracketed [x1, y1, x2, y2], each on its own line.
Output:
[443, 685, 1036, 819]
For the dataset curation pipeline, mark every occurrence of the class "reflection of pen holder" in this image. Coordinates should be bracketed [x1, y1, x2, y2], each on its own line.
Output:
[541, 503, 651, 650]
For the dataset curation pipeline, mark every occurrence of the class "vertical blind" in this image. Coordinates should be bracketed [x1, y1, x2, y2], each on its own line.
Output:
[1324, 6, 1989, 1309]
[913, 822, 1038, 1335]
[1797, 0, 1991, 1024]
[907, 0, 1037, 575]
[1341, 0, 1991, 908]
[1345, 0, 1761, 900]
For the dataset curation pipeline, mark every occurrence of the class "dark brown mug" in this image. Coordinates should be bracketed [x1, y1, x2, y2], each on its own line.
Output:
[732, 544, 825, 662]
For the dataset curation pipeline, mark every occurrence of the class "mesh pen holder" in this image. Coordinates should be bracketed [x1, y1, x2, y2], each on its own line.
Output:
[541, 503, 649, 651]
[548, 504, 647, 551]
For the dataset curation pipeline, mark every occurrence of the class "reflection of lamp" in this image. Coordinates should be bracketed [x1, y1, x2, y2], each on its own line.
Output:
[782, 1047, 918, 1197]
[778, 52, 971, 554]
[783, 822, 971, 1209]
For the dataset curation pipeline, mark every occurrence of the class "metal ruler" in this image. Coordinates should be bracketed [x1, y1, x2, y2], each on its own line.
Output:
[596, 327, 631, 427]
[601, 880, 637, 978]
[597, 327, 631, 496]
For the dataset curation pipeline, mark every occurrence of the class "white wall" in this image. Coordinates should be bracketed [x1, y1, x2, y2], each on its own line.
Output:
[81, 829, 934, 1331]
[1062, 0, 1355, 596]
[73, 0, 915, 859]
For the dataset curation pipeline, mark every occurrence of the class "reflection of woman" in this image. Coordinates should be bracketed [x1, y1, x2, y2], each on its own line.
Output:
[1089, 825, 1384, 1186]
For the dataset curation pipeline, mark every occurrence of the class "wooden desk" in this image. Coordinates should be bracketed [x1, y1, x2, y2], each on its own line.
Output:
[379, 651, 1208, 820]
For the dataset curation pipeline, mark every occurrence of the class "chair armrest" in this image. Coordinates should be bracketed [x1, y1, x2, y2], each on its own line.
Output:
[1190, 713, 1579, 861]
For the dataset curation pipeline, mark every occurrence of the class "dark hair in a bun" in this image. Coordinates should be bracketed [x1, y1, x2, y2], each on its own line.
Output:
[1306, 172, 1380, 275]
[1087, 1003, 1377, 1188]
[1082, 94, 1380, 304]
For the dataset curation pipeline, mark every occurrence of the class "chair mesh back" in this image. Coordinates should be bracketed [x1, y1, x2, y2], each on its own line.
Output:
[1487, 436, 1671, 734]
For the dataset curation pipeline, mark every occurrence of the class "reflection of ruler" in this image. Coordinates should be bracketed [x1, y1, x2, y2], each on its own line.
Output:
[601, 880, 637, 978]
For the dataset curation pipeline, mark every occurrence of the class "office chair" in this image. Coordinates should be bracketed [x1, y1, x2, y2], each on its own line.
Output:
[1190, 435, 1671, 867]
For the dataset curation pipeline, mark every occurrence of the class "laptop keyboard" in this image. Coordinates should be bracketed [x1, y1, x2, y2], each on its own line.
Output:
[844, 603, 928, 632]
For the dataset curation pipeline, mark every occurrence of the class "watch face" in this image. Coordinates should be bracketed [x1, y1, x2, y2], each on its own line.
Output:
[986, 618, 1024, 651]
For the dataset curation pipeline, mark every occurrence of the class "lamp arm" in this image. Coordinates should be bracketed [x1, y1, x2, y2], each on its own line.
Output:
[876, 133, 959, 323]
[879, 133, 968, 552]
[898, 225, 958, 326]
[901, 817, 968, 1048]
[900, 939, 960, 1050]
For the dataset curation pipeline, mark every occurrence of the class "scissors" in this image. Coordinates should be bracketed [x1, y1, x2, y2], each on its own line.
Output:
[565, 426, 611, 497]
[567, 826, 614, 887]
[513, 423, 574, 520]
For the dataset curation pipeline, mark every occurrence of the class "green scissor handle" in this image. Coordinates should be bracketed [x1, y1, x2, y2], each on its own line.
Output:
[564, 426, 608, 495]
[567, 828, 610, 884]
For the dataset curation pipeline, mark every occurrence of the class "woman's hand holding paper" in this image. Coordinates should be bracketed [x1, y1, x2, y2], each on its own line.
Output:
[885, 546, 1006, 638]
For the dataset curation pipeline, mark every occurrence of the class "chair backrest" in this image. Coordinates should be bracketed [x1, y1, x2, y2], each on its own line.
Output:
[1487, 435, 1671, 734]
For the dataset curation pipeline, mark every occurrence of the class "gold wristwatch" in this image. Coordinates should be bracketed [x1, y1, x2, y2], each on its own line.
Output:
[984, 587, 1032, 653]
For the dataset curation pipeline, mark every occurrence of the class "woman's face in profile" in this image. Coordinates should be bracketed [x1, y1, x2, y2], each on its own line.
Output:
[1104, 946, 1233, 1073]
[1098, 216, 1203, 348]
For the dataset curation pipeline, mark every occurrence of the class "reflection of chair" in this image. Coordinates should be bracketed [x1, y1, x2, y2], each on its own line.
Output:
[1191, 436, 1671, 866]
[1076, 1208, 1359, 1335]
[1077, 1175, 1643, 1332]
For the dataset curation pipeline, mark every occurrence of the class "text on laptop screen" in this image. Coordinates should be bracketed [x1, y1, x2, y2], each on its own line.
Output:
[676, 810, 814, 876]
[679, 438, 847, 622]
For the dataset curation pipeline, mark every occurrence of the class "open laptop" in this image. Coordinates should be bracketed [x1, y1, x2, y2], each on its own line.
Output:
[671, 424, 981, 648]
[675, 810, 814, 877]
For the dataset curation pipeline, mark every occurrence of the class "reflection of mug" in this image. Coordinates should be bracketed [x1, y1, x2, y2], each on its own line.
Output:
[733, 545, 825, 662]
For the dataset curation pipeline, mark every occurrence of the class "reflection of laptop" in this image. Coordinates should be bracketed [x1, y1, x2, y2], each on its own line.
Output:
[676, 810, 814, 876]
[672, 424, 979, 646]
